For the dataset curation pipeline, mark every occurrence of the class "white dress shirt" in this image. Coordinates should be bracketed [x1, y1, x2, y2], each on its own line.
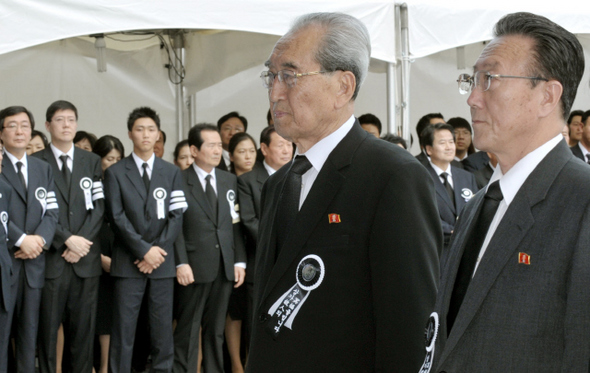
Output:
[132, 152, 155, 179]
[294, 114, 355, 209]
[430, 162, 454, 188]
[50, 143, 74, 173]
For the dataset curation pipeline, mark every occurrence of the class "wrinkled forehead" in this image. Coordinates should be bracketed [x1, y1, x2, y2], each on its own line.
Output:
[474, 35, 533, 73]
[265, 26, 323, 71]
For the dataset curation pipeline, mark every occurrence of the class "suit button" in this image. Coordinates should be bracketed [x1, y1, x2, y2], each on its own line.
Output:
[70, 212, 74, 216]
[215, 244, 219, 248]
[259, 314, 268, 322]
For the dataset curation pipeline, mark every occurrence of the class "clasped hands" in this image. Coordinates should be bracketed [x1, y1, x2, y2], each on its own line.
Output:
[134, 246, 167, 274]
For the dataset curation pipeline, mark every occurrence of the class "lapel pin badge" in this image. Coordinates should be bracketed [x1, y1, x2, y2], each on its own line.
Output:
[328, 213, 341, 224]
[518, 252, 531, 265]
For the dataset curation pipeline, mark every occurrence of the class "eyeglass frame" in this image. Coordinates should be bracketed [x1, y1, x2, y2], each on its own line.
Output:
[457, 71, 549, 95]
[260, 70, 332, 89]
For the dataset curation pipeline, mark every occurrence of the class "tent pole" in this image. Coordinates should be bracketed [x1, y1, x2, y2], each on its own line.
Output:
[399, 4, 410, 144]
[173, 32, 185, 142]
[386, 62, 396, 135]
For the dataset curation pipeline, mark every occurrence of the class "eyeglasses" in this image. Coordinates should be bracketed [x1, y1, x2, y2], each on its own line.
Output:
[3, 123, 31, 132]
[260, 70, 330, 89]
[52, 117, 77, 125]
[457, 71, 548, 94]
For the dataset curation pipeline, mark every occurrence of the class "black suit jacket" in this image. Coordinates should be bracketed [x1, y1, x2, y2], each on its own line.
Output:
[433, 141, 590, 371]
[175, 167, 245, 283]
[32, 147, 104, 278]
[462, 151, 490, 172]
[473, 163, 494, 189]
[0, 180, 12, 311]
[426, 164, 478, 237]
[571, 143, 586, 161]
[237, 162, 269, 283]
[1, 154, 58, 289]
[248, 123, 441, 372]
[104, 155, 186, 279]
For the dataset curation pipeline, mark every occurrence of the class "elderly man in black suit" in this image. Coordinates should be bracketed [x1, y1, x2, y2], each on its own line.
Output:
[248, 12, 441, 372]
[104, 107, 187, 373]
[429, 12, 590, 372]
[422, 123, 478, 249]
[173, 124, 246, 373]
[34, 100, 105, 373]
[0, 106, 59, 373]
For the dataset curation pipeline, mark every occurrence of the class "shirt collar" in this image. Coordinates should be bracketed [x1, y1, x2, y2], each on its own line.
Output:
[488, 134, 562, 206]
[192, 163, 216, 182]
[430, 161, 452, 177]
[294, 114, 355, 172]
[132, 152, 155, 172]
[4, 149, 27, 168]
[263, 160, 277, 176]
[50, 143, 74, 162]
[578, 141, 589, 157]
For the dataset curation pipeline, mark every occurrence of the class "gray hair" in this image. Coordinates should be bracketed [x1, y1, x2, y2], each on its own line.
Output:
[284, 12, 371, 100]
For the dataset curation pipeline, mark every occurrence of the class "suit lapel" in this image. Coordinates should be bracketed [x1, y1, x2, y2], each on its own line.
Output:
[1, 156, 26, 202]
[439, 141, 572, 365]
[124, 156, 147, 200]
[259, 123, 365, 305]
[428, 165, 456, 214]
[187, 167, 216, 224]
[69, 148, 86, 205]
[43, 147, 70, 204]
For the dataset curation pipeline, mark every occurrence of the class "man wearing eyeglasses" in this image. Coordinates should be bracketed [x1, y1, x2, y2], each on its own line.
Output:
[430, 12, 590, 372]
[248, 13, 441, 372]
[0, 106, 58, 373]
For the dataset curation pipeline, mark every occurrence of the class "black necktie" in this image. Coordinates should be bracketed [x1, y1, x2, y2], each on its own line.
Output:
[441, 172, 455, 206]
[447, 180, 503, 335]
[60, 154, 71, 187]
[205, 174, 217, 222]
[275, 155, 312, 257]
[16, 161, 27, 196]
[142, 163, 150, 192]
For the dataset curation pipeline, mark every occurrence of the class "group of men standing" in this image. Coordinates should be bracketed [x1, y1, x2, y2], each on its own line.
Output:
[1, 8, 590, 373]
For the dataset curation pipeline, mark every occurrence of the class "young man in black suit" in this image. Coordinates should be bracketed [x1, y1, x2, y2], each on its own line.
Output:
[422, 123, 478, 248]
[104, 107, 187, 373]
[34, 100, 104, 373]
[248, 13, 441, 372]
[173, 123, 246, 373]
[0, 106, 59, 373]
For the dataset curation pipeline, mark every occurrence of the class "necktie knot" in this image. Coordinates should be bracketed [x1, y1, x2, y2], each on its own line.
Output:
[16, 161, 23, 172]
[485, 180, 503, 202]
[142, 162, 149, 176]
[441, 171, 449, 180]
[290, 155, 312, 176]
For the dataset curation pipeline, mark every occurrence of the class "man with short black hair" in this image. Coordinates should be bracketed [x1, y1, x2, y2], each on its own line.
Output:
[358, 113, 382, 138]
[34, 100, 105, 373]
[0, 106, 58, 373]
[422, 123, 478, 247]
[432, 12, 590, 371]
[567, 109, 584, 147]
[154, 130, 166, 158]
[173, 123, 246, 373]
[570, 110, 590, 163]
[104, 106, 187, 373]
[217, 112, 247, 172]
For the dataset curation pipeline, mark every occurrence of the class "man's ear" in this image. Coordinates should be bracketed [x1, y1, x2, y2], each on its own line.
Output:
[539, 79, 563, 118]
[334, 71, 356, 108]
[425, 145, 433, 157]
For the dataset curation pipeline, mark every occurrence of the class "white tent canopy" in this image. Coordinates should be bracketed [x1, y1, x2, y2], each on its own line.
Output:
[1, 1, 589, 158]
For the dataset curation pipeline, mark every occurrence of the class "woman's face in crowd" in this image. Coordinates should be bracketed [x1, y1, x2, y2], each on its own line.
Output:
[230, 138, 256, 175]
[174, 145, 194, 171]
[26, 135, 46, 155]
[101, 149, 122, 172]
